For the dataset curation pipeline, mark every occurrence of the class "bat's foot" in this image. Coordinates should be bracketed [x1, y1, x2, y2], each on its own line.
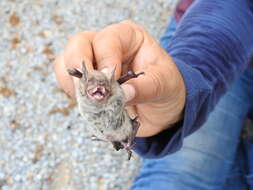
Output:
[112, 140, 134, 160]
[124, 116, 140, 160]
[112, 141, 124, 151]
[126, 148, 132, 161]
[111, 116, 140, 161]
[117, 71, 144, 84]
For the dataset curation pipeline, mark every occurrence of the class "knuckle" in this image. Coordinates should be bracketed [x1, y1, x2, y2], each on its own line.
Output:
[120, 19, 135, 25]
[68, 32, 85, 42]
[120, 20, 143, 31]
[81, 30, 96, 35]
[120, 20, 140, 31]
[68, 31, 95, 43]
[92, 32, 105, 44]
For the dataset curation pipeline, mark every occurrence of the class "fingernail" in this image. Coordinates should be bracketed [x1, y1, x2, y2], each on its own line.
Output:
[101, 68, 109, 73]
[121, 84, 135, 102]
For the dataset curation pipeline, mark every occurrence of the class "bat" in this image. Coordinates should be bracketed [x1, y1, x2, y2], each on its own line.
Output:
[67, 61, 144, 160]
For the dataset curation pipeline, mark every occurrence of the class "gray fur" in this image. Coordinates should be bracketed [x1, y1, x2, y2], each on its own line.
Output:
[73, 63, 136, 154]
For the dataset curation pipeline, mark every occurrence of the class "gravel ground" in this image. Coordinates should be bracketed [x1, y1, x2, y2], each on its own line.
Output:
[0, 1, 177, 190]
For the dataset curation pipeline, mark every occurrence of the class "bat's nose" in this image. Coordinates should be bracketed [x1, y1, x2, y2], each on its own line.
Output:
[97, 86, 106, 94]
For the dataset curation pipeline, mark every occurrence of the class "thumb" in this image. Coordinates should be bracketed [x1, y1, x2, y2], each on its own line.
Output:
[121, 64, 171, 105]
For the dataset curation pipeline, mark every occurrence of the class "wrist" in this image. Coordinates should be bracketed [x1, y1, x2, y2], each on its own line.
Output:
[157, 53, 186, 125]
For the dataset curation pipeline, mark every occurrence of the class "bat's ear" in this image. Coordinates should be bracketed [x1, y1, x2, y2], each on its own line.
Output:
[109, 65, 117, 83]
[81, 61, 88, 80]
[67, 69, 83, 78]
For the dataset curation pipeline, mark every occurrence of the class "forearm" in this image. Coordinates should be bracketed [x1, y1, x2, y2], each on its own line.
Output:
[168, 0, 253, 135]
[134, 0, 253, 158]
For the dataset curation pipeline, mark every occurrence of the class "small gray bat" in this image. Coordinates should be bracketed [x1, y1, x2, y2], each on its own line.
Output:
[68, 61, 144, 160]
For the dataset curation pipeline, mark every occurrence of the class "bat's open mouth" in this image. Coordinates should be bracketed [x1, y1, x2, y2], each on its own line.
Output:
[87, 85, 110, 101]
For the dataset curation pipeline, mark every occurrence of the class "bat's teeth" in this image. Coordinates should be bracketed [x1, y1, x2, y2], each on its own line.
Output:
[101, 87, 106, 94]
[94, 93, 103, 100]
[92, 88, 98, 94]
[88, 85, 108, 101]
[92, 86, 106, 95]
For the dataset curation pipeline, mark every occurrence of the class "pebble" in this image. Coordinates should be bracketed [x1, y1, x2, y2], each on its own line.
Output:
[0, 0, 177, 189]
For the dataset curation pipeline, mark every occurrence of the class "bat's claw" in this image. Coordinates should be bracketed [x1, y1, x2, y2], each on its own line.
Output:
[124, 141, 136, 160]
[111, 116, 140, 161]
[117, 71, 145, 84]
[136, 71, 145, 77]
[127, 148, 132, 161]
[112, 140, 135, 160]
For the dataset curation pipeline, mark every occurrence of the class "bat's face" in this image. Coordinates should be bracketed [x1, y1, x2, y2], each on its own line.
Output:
[68, 62, 115, 106]
[85, 72, 111, 102]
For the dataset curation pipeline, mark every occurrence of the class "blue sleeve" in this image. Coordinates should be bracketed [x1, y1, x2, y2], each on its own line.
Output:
[133, 0, 253, 158]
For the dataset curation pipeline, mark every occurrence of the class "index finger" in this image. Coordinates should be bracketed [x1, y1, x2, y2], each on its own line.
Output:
[53, 31, 96, 98]
[64, 31, 96, 70]
[92, 20, 144, 79]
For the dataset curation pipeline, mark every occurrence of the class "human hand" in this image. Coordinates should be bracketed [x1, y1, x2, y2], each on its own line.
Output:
[54, 20, 186, 137]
